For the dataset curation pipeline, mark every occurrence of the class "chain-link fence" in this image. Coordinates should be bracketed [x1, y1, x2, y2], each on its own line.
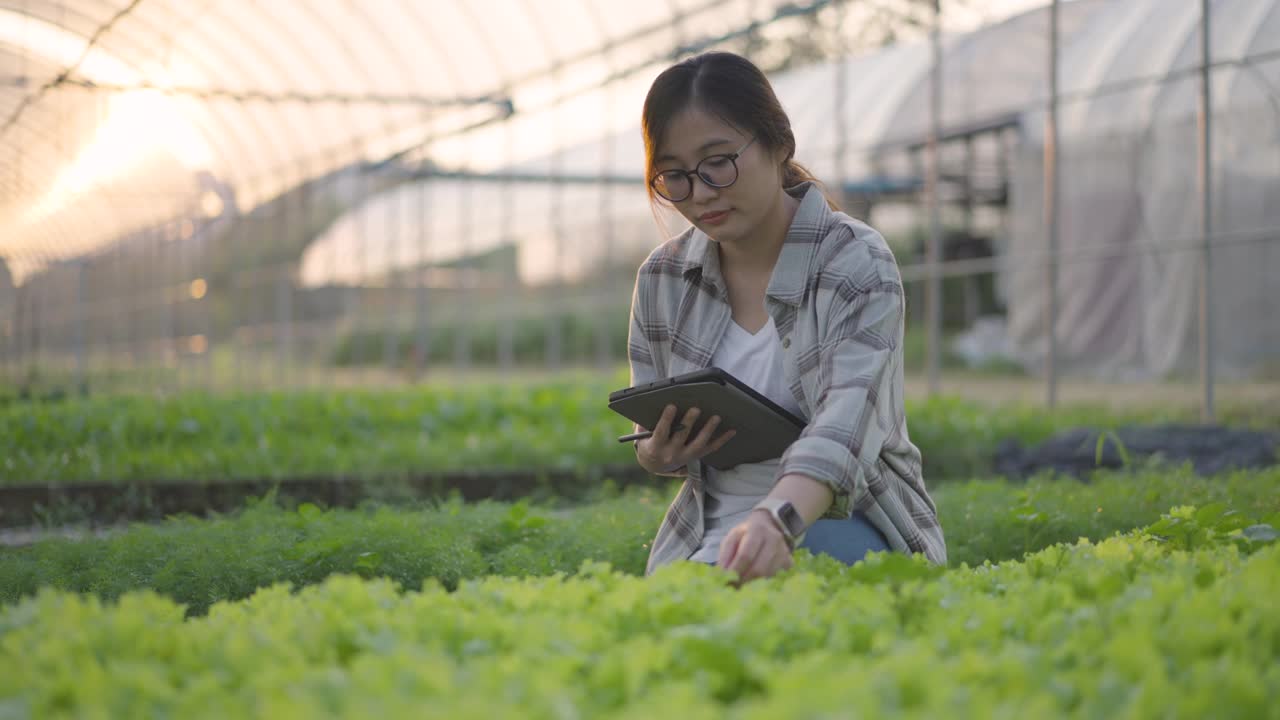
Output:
[2, 0, 1277, 418]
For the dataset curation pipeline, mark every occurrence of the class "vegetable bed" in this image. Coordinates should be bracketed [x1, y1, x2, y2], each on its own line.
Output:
[5, 376, 1270, 485]
[2, 510, 1276, 718]
[4, 467, 1276, 616]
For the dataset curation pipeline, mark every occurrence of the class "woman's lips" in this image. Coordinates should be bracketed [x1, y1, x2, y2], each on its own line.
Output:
[699, 210, 730, 225]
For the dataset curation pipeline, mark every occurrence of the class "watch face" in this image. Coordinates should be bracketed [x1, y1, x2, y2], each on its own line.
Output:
[778, 503, 805, 536]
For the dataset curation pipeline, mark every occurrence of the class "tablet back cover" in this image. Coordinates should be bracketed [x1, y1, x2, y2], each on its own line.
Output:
[608, 376, 804, 469]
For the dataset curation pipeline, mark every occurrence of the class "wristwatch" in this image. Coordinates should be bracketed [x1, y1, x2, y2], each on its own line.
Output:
[752, 498, 806, 550]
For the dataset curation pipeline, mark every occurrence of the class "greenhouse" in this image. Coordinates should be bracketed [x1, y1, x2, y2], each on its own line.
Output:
[2, 3, 1279, 718]
[3, 0, 1276, 388]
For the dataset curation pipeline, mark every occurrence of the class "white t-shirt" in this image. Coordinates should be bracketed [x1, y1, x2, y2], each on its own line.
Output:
[688, 316, 805, 563]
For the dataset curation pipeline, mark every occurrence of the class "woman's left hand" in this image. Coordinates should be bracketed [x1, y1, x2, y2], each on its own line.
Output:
[717, 510, 794, 585]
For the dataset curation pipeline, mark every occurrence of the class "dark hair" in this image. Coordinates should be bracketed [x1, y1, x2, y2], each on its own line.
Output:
[641, 51, 837, 210]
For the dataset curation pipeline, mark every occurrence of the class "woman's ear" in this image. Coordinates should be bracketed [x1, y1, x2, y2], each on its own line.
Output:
[770, 143, 790, 169]
[770, 145, 794, 184]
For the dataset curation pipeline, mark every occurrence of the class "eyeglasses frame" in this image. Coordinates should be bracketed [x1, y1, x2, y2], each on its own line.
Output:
[649, 136, 758, 202]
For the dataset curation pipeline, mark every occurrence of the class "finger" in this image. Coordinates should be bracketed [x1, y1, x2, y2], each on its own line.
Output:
[717, 528, 742, 569]
[675, 406, 701, 441]
[726, 532, 762, 577]
[706, 428, 738, 453]
[652, 404, 678, 436]
[686, 415, 722, 449]
[746, 542, 787, 582]
[635, 435, 667, 467]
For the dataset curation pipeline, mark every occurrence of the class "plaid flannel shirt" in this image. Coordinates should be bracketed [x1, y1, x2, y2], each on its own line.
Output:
[628, 182, 947, 575]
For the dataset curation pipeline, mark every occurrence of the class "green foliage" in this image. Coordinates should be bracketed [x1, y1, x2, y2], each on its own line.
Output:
[330, 309, 631, 368]
[1143, 503, 1280, 556]
[901, 325, 976, 373]
[6, 380, 1269, 485]
[2, 516, 1278, 718]
[4, 468, 1278, 619]
[1095, 429, 1133, 469]
[0, 379, 640, 485]
[0, 487, 666, 616]
[903, 395, 1152, 480]
[933, 465, 1280, 568]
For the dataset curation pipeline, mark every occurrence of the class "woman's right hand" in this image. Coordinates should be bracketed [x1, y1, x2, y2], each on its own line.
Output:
[634, 404, 737, 475]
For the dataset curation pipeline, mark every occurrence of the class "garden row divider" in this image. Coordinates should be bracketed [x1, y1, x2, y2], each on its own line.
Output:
[0, 464, 659, 529]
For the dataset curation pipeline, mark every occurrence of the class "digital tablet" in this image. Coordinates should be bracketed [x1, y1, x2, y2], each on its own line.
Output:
[607, 367, 807, 470]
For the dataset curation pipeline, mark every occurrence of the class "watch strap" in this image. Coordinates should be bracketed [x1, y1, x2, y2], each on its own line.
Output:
[752, 498, 806, 549]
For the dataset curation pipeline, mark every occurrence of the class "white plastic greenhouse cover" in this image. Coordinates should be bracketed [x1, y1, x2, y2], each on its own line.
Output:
[511, 0, 1109, 176]
[5, 0, 1276, 380]
[298, 39, 943, 288]
[0, 0, 846, 277]
[303, 1, 1110, 288]
[441, 0, 1277, 380]
[1008, 0, 1280, 380]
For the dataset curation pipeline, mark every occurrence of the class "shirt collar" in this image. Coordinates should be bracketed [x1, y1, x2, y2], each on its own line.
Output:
[680, 181, 830, 307]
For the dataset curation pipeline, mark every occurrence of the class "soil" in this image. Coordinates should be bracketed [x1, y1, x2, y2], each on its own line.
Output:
[993, 424, 1280, 480]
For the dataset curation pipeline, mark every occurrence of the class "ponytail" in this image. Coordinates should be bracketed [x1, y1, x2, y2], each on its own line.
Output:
[783, 159, 841, 211]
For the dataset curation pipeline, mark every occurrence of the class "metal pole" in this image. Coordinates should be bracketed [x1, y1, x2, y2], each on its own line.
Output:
[548, 76, 566, 373]
[173, 222, 185, 392]
[962, 134, 977, 326]
[352, 137, 368, 373]
[0, 266, 9, 382]
[1197, 0, 1214, 422]
[499, 106, 516, 371]
[382, 162, 401, 374]
[835, 0, 849, 210]
[231, 224, 243, 391]
[595, 83, 614, 371]
[26, 283, 38, 386]
[414, 157, 432, 379]
[455, 178, 473, 371]
[74, 259, 87, 395]
[925, 0, 943, 396]
[278, 173, 297, 389]
[13, 285, 25, 383]
[202, 234, 215, 391]
[276, 265, 293, 388]
[127, 240, 140, 378]
[153, 228, 168, 392]
[1045, 0, 1060, 408]
[299, 162, 316, 389]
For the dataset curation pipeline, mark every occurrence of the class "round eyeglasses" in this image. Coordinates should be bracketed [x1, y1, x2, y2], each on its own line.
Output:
[649, 136, 757, 203]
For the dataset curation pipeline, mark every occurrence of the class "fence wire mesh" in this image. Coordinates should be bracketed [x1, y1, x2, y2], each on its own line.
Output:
[1, 0, 1277, 415]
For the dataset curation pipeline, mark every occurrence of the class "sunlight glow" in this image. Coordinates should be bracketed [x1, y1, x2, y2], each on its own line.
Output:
[0, 9, 136, 84]
[0, 10, 213, 226]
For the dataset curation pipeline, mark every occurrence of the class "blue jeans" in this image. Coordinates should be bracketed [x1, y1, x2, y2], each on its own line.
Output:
[797, 510, 891, 564]
[700, 510, 890, 566]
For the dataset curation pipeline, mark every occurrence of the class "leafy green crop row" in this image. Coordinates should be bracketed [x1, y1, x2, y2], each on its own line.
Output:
[4, 466, 1277, 617]
[330, 310, 631, 368]
[1, 378, 626, 485]
[2, 509, 1276, 719]
[5, 375, 1270, 485]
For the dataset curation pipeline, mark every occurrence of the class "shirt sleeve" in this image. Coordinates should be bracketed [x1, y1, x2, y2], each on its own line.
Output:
[626, 269, 687, 477]
[777, 274, 906, 520]
[627, 271, 658, 391]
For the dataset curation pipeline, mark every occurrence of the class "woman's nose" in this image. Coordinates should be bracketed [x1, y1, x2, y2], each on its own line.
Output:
[690, 174, 719, 204]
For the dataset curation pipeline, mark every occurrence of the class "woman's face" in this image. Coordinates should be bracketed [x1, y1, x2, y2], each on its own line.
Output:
[651, 106, 782, 244]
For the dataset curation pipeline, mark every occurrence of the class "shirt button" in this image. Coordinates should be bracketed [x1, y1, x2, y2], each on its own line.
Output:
[782, 337, 791, 349]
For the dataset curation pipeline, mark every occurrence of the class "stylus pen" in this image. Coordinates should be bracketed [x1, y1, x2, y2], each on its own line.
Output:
[617, 424, 686, 443]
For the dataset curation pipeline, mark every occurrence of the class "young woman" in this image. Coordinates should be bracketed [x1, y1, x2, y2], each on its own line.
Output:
[627, 51, 946, 584]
